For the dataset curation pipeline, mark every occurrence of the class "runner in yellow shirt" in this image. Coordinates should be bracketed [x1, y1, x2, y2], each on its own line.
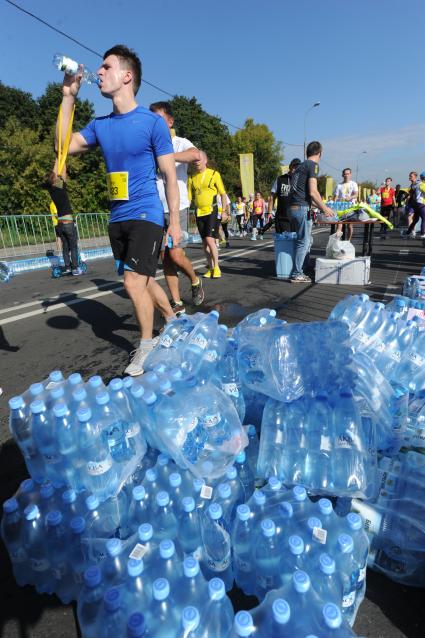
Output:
[187, 151, 228, 278]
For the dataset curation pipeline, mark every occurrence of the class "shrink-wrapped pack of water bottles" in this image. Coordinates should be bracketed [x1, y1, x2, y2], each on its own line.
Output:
[3, 291, 425, 636]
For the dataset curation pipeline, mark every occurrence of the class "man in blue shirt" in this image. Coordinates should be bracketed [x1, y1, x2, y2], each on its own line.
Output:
[55, 45, 181, 375]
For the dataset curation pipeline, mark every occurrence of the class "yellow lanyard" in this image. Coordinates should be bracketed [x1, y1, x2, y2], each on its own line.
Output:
[57, 104, 75, 176]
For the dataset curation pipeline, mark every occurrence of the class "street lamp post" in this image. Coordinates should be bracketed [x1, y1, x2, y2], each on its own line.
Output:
[303, 102, 320, 158]
[355, 150, 367, 183]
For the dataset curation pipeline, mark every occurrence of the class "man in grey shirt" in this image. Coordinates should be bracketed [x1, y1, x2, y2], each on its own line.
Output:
[287, 141, 334, 283]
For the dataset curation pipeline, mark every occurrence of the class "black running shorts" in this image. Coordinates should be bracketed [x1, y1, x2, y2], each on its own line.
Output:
[108, 219, 163, 277]
[196, 212, 217, 239]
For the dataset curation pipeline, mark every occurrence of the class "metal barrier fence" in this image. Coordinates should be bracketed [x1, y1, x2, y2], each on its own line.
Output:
[0, 213, 110, 259]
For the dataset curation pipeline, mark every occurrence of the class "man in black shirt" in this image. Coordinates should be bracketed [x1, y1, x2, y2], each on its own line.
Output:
[287, 141, 334, 283]
[260, 158, 302, 236]
[43, 167, 81, 275]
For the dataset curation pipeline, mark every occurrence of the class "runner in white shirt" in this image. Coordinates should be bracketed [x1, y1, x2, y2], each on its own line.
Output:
[150, 102, 205, 312]
[334, 167, 358, 241]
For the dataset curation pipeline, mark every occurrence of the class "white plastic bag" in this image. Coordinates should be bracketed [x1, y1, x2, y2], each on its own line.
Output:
[325, 230, 355, 260]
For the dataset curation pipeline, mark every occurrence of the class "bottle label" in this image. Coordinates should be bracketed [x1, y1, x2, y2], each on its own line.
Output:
[390, 350, 401, 363]
[206, 552, 230, 572]
[409, 351, 424, 367]
[351, 501, 382, 535]
[374, 339, 386, 353]
[342, 590, 356, 608]
[87, 457, 113, 476]
[125, 423, 141, 438]
[312, 526, 327, 544]
[204, 350, 218, 362]
[358, 565, 367, 584]
[412, 428, 425, 450]
[52, 563, 67, 579]
[320, 435, 332, 452]
[160, 334, 173, 348]
[11, 547, 27, 563]
[177, 330, 189, 342]
[336, 434, 354, 449]
[203, 413, 221, 428]
[31, 558, 50, 572]
[189, 333, 208, 350]
[129, 543, 148, 560]
[236, 557, 251, 573]
[200, 485, 213, 499]
[222, 383, 239, 398]
[355, 329, 369, 344]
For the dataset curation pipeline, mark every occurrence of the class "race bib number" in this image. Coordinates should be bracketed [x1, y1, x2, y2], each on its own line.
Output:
[106, 172, 129, 201]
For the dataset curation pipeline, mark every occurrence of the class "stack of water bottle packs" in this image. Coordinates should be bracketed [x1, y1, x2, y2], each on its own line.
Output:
[403, 266, 425, 301]
[3, 297, 425, 635]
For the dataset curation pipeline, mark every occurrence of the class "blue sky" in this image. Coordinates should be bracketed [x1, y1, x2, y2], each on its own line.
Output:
[1, 0, 424, 186]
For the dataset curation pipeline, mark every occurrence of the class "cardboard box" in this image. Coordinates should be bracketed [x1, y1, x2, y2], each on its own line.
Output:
[315, 257, 371, 285]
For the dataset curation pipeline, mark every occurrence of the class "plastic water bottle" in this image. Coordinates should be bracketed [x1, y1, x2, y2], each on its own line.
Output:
[214, 482, 239, 530]
[254, 519, 281, 599]
[154, 491, 178, 540]
[179, 605, 201, 637]
[335, 534, 359, 620]
[23, 504, 53, 594]
[280, 535, 305, 584]
[167, 230, 189, 248]
[231, 610, 255, 637]
[397, 331, 425, 392]
[125, 558, 149, 614]
[67, 516, 89, 598]
[53, 401, 78, 486]
[127, 612, 148, 638]
[8, 395, 44, 483]
[225, 466, 245, 509]
[77, 407, 118, 499]
[103, 538, 127, 587]
[38, 482, 58, 515]
[303, 393, 333, 491]
[109, 378, 145, 459]
[77, 566, 104, 638]
[174, 556, 208, 608]
[345, 512, 369, 593]
[127, 486, 150, 534]
[235, 451, 255, 500]
[310, 553, 342, 605]
[178, 497, 203, 558]
[30, 399, 62, 487]
[53, 53, 100, 85]
[46, 510, 72, 602]
[200, 503, 233, 589]
[149, 578, 177, 637]
[167, 472, 184, 514]
[1, 498, 28, 586]
[16, 478, 39, 508]
[231, 504, 255, 594]
[137, 523, 157, 566]
[245, 424, 260, 476]
[203, 577, 235, 636]
[156, 539, 183, 588]
[95, 390, 130, 462]
[218, 338, 246, 421]
[98, 587, 127, 637]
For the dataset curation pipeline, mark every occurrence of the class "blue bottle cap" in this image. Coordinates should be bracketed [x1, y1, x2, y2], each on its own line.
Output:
[68, 373, 82, 386]
[77, 406, 91, 422]
[70, 516, 86, 534]
[127, 612, 146, 638]
[323, 603, 342, 629]
[50, 386, 65, 400]
[53, 401, 68, 417]
[183, 556, 199, 578]
[9, 395, 25, 410]
[132, 486, 146, 501]
[153, 363, 167, 374]
[237, 504, 251, 521]
[169, 472, 181, 488]
[106, 538, 123, 557]
[86, 494, 99, 510]
[142, 388, 157, 405]
[159, 539, 175, 559]
[156, 491, 170, 507]
[253, 490, 266, 505]
[210, 310, 219, 319]
[62, 489, 76, 504]
[159, 378, 172, 393]
[30, 399, 45, 414]
[319, 553, 335, 575]
[108, 378, 123, 391]
[88, 375, 103, 389]
[128, 558, 144, 577]
[96, 390, 110, 405]
[40, 483, 54, 499]
[234, 611, 254, 637]
[346, 512, 362, 531]
[46, 510, 62, 527]
[131, 383, 145, 399]
[84, 565, 101, 587]
[293, 485, 307, 501]
[316, 390, 328, 400]
[3, 498, 18, 514]
[72, 387, 87, 402]
[208, 503, 223, 520]
[293, 570, 310, 593]
[247, 424, 256, 436]
[138, 523, 153, 542]
[318, 498, 333, 516]
[235, 451, 246, 463]
[261, 519, 276, 537]
[272, 599, 290, 624]
[279, 502, 294, 518]
[145, 469, 157, 483]
[29, 382, 44, 397]
[153, 577, 169, 601]
[307, 517, 322, 531]
[168, 367, 183, 381]
[193, 478, 205, 492]
[226, 466, 237, 480]
[158, 453, 170, 466]
[123, 376, 134, 390]
[182, 496, 195, 513]
[338, 533, 354, 554]
[288, 535, 304, 555]
[218, 482, 231, 499]
[20, 478, 35, 493]
[49, 370, 64, 383]
[24, 504, 40, 520]
[209, 577, 225, 600]
[182, 606, 200, 632]
[340, 388, 353, 398]
[104, 587, 121, 612]
[268, 477, 282, 491]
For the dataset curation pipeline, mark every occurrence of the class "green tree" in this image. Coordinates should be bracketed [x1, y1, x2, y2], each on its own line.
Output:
[232, 118, 283, 197]
[37, 82, 95, 139]
[0, 82, 39, 130]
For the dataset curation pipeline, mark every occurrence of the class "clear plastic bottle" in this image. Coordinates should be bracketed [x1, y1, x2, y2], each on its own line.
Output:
[77, 566, 104, 638]
[9, 395, 44, 483]
[178, 497, 202, 558]
[200, 503, 233, 589]
[254, 519, 281, 599]
[53, 53, 100, 85]
[1, 498, 28, 586]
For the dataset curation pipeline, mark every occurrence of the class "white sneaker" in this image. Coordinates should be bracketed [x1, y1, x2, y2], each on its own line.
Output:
[124, 337, 159, 376]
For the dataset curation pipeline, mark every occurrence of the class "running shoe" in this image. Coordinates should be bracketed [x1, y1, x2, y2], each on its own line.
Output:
[124, 337, 159, 376]
[63, 268, 72, 275]
[212, 266, 222, 278]
[171, 300, 186, 315]
[72, 268, 83, 276]
[203, 269, 212, 278]
[290, 274, 311, 283]
[191, 278, 205, 306]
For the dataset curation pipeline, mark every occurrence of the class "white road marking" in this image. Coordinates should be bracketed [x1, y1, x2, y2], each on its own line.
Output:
[0, 229, 327, 327]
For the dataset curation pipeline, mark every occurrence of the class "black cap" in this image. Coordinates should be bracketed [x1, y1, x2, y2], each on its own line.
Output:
[289, 158, 302, 168]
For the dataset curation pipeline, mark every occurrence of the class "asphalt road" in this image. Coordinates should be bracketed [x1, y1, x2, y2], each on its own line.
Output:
[1, 230, 424, 637]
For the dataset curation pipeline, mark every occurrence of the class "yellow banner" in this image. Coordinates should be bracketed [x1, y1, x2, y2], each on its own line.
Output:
[325, 177, 334, 199]
[239, 153, 254, 198]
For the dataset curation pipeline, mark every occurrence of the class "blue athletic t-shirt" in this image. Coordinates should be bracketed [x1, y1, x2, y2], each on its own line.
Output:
[79, 105, 173, 225]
